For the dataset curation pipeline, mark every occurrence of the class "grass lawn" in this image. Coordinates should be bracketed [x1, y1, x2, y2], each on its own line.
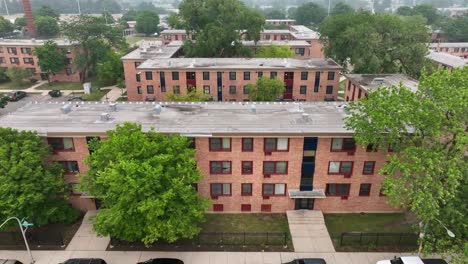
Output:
[203, 213, 290, 233]
[82, 89, 112, 101]
[36, 82, 83, 91]
[0, 81, 33, 90]
[325, 213, 416, 251]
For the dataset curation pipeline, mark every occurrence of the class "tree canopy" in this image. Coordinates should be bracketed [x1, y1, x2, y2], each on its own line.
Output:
[345, 68, 468, 263]
[34, 41, 67, 85]
[79, 122, 209, 245]
[247, 77, 285, 101]
[166, 89, 211, 102]
[319, 12, 429, 77]
[96, 50, 124, 86]
[35, 16, 60, 37]
[174, 0, 265, 57]
[6, 67, 32, 85]
[331, 2, 354, 16]
[292, 2, 327, 27]
[0, 128, 79, 226]
[440, 13, 468, 42]
[264, 9, 286, 19]
[34, 5, 60, 19]
[254, 44, 294, 58]
[397, 4, 441, 25]
[135, 10, 160, 36]
[0, 16, 13, 37]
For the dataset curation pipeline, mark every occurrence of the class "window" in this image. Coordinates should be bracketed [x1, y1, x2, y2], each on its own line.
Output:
[300, 85, 307, 94]
[243, 86, 249, 94]
[23, 58, 34, 64]
[264, 34, 270, 40]
[0, 57, 5, 63]
[60, 161, 79, 174]
[270, 72, 277, 79]
[264, 138, 289, 152]
[209, 137, 231, 151]
[161, 85, 166, 93]
[241, 183, 252, 196]
[261, 204, 271, 212]
[210, 161, 232, 174]
[191, 183, 198, 191]
[327, 72, 335, 80]
[66, 58, 72, 65]
[363, 161, 376, 175]
[241, 204, 251, 211]
[242, 138, 253, 151]
[211, 183, 231, 196]
[203, 71, 210, 80]
[137, 86, 142, 94]
[48, 138, 74, 151]
[263, 161, 287, 174]
[7, 47, 17, 54]
[10, 58, 19, 64]
[314, 72, 320, 92]
[229, 72, 236, 80]
[134, 62, 141, 68]
[258, 71, 263, 78]
[213, 204, 224, 211]
[0, 47, 3, 53]
[331, 138, 355, 152]
[296, 48, 305, 56]
[147, 85, 154, 94]
[243, 72, 250, 80]
[187, 137, 196, 149]
[263, 183, 286, 196]
[26, 68, 35, 74]
[172, 71, 179, 80]
[366, 144, 377, 152]
[65, 68, 72, 75]
[145, 71, 153, 80]
[203, 85, 210, 94]
[359, 184, 371, 196]
[325, 184, 350, 196]
[379, 187, 386, 196]
[173, 85, 180, 94]
[229, 86, 236, 94]
[136, 74, 141, 82]
[20, 47, 31, 54]
[301, 72, 308, 80]
[326, 85, 334, 94]
[242, 161, 253, 174]
[328, 161, 353, 175]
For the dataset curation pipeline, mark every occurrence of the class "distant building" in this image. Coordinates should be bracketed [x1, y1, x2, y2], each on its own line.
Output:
[242, 40, 317, 59]
[265, 19, 296, 27]
[429, 42, 468, 58]
[426, 51, 468, 71]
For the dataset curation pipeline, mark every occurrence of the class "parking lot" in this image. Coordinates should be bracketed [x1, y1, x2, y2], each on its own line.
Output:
[0, 92, 82, 116]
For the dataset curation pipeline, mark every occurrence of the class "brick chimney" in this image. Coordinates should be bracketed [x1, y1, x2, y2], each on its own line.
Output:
[22, 0, 36, 37]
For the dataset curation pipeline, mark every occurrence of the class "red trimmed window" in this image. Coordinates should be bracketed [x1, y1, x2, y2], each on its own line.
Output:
[209, 138, 231, 151]
[262, 183, 286, 196]
[325, 184, 350, 196]
[328, 161, 353, 175]
[241, 183, 252, 196]
[263, 161, 288, 174]
[59, 161, 79, 174]
[210, 183, 231, 197]
[363, 161, 376, 175]
[210, 161, 232, 174]
[330, 138, 355, 152]
[241, 204, 251, 212]
[213, 204, 224, 211]
[261, 204, 272, 212]
[48, 138, 75, 151]
[242, 138, 254, 152]
[264, 138, 289, 152]
[242, 161, 253, 174]
[359, 184, 371, 196]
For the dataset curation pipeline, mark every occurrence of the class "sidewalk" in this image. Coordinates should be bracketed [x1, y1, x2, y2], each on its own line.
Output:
[65, 211, 110, 251]
[0, 250, 411, 264]
[100, 86, 125, 102]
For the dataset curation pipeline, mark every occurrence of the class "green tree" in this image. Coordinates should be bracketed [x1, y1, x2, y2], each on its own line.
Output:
[34, 5, 60, 19]
[119, 9, 139, 28]
[100, 11, 116, 24]
[177, 0, 265, 57]
[167, 13, 184, 29]
[396, 6, 414, 16]
[14, 17, 27, 30]
[440, 13, 468, 42]
[292, 2, 327, 26]
[254, 44, 294, 58]
[0, 16, 14, 37]
[166, 89, 211, 102]
[320, 12, 429, 77]
[331, 2, 354, 16]
[96, 50, 124, 86]
[135, 10, 160, 36]
[34, 40, 67, 85]
[412, 4, 440, 25]
[35, 16, 60, 37]
[61, 15, 126, 83]
[0, 128, 80, 226]
[247, 77, 285, 101]
[265, 9, 286, 19]
[79, 122, 209, 245]
[344, 68, 468, 263]
[6, 67, 32, 86]
[0, 95, 8, 108]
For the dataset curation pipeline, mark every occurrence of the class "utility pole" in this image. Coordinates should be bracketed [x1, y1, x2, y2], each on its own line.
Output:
[3, 0, 9, 16]
[327, 0, 331, 16]
[76, 0, 81, 15]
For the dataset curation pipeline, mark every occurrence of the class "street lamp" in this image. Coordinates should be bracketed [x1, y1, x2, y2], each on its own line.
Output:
[0, 217, 35, 264]
[76, 0, 81, 15]
[418, 219, 455, 255]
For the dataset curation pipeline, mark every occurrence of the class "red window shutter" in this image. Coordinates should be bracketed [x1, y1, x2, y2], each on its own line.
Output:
[213, 204, 224, 212]
[241, 204, 251, 212]
[261, 204, 271, 212]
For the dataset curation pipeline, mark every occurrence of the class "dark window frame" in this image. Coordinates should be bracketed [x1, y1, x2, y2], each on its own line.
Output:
[210, 183, 232, 196]
[242, 161, 253, 174]
[262, 183, 287, 196]
[359, 183, 372, 196]
[330, 138, 356, 152]
[210, 161, 232, 174]
[241, 183, 253, 196]
[263, 161, 288, 175]
[325, 183, 351, 196]
[242, 138, 254, 152]
[363, 161, 376, 175]
[264, 138, 289, 152]
[328, 161, 354, 175]
[209, 138, 232, 152]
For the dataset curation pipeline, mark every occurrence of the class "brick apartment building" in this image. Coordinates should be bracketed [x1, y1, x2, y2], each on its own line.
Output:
[426, 51, 468, 72]
[0, 102, 400, 214]
[344, 74, 419, 102]
[429, 42, 468, 58]
[0, 39, 80, 82]
[265, 19, 296, 27]
[123, 50, 342, 102]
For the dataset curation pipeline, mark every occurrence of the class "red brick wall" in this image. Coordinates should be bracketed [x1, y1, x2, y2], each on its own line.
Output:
[344, 78, 367, 102]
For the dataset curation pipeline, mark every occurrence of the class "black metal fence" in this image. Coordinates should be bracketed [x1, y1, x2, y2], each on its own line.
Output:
[0, 229, 65, 249]
[340, 232, 418, 248]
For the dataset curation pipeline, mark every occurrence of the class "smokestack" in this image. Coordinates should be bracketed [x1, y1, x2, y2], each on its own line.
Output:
[22, 0, 36, 37]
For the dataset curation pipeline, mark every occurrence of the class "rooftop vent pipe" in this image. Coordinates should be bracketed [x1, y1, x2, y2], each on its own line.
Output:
[100, 113, 110, 121]
[250, 104, 256, 114]
[61, 104, 71, 114]
[154, 104, 162, 115]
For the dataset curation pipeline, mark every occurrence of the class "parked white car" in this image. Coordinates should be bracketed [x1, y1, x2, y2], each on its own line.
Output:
[377, 256, 448, 264]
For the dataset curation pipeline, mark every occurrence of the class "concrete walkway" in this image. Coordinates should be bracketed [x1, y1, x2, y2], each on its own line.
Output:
[100, 86, 125, 102]
[287, 210, 336, 253]
[1, 80, 47, 94]
[0, 250, 418, 264]
[65, 211, 110, 251]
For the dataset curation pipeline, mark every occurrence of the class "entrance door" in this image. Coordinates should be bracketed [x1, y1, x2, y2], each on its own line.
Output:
[295, 199, 314, 210]
[284, 86, 293, 99]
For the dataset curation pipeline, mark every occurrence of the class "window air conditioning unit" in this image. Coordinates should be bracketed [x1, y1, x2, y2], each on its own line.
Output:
[263, 196, 270, 200]
[211, 195, 218, 200]
[344, 173, 352, 178]
[263, 174, 271, 178]
[264, 151, 272, 155]
[341, 196, 348, 200]
[347, 151, 355, 156]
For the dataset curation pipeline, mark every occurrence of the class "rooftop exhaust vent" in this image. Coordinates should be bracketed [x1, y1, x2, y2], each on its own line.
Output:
[372, 78, 385, 84]
[109, 103, 117, 112]
[154, 104, 162, 115]
[61, 104, 71, 114]
[100, 113, 110, 122]
[250, 104, 256, 114]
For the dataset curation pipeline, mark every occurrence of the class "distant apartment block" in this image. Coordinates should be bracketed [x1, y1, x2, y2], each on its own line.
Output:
[0, 102, 400, 213]
[344, 74, 419, 102]
[429, 43, 468, 58]
[0, 39, 80, 82]
[265, 19, 296, 27]
[426, 51, 468, 72]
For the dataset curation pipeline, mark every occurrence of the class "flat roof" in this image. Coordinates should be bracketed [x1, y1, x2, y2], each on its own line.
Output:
[428, 42, 468, 48]
[0, 38, 76, 47]
[242, 40, 310, 47]
[0, 102, 352, 135]
[289, 25, 320, 40]
[138, 58, 342, 70]
[345, 74, 419, 93]
[160, 29, 187, 34]
[121, 41, 182, 60]
[261, 30, 291, 34]
[426, 51, 468, 68]
[265, 19, 295, 22]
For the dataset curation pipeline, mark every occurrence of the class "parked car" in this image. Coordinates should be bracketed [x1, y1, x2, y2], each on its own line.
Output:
[60, 258, 107, 264]
[283, 259, 326, 264]
[0, 260, 23, 264]
[137, 258, 184, 264]
[7, 91, 26, 101]
[48, 90, 62, 98]
[376, 256, 448, 264]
